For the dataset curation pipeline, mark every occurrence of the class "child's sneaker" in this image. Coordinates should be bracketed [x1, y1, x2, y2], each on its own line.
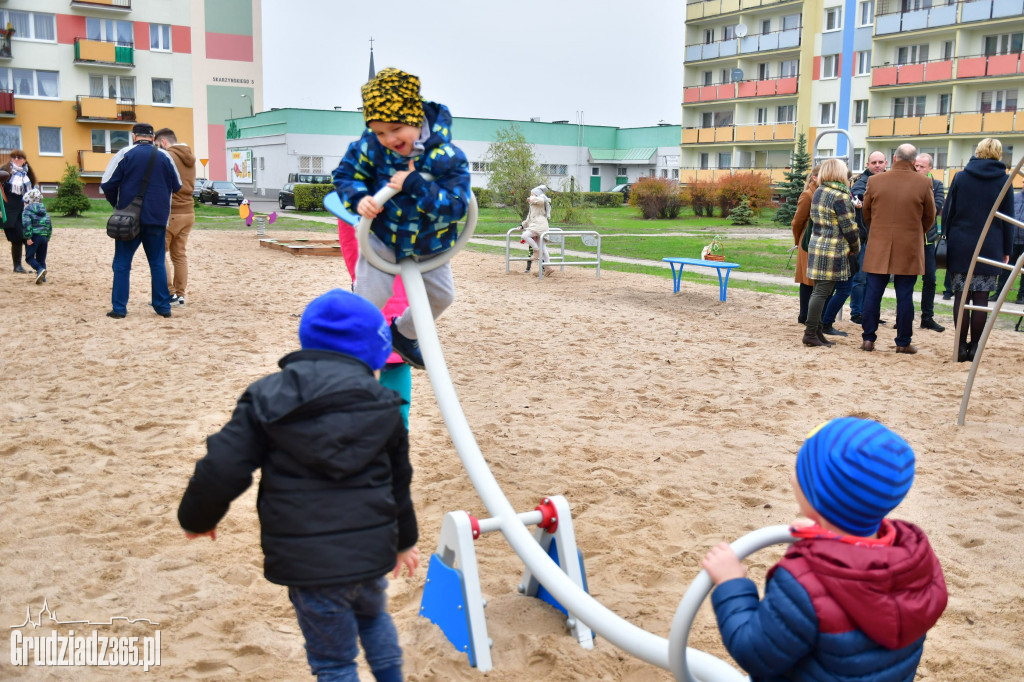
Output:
[390, 321, 424, 370]
[170, 294, 179, 303]
[176, 296, 185, 306]
[34, 269, 46, 285]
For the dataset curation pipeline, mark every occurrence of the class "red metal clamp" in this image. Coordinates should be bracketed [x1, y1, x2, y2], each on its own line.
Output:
[535, 498, 558, 533]
[468, 514, 481, 540]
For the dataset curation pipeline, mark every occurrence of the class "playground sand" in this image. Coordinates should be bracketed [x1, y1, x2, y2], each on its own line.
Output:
[1, 227, 1022, 681]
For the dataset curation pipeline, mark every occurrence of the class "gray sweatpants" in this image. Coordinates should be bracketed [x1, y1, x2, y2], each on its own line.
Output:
[355, 232, 455, 340]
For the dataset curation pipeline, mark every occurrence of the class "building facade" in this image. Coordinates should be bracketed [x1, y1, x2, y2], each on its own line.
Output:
[224, 109, 683, 201]
[0, 0, 261, 195]
[681, 0, 1023, 188]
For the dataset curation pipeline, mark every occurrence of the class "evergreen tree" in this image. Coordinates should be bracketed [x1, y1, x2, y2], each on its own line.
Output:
[50, 163, 91, 217]
[730, 195, 756, 225]
[483, 125, 544, 219]
[773, 133, 811, 225]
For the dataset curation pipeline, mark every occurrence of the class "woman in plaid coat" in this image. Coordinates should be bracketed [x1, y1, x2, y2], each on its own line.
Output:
[803, 159, 861, 347]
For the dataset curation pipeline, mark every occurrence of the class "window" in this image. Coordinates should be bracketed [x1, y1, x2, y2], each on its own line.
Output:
[820, 102, 837, 126]
[897, 44, 929, 65]
[89, 75, 135, 102]
[983, 33, 1024, 57]
[938, 93, 951, 115]
[714, 110, 734, 126]
[86, 18, 133, 44]
[818, 148, 835, 159]
[756, 107, 769, 124]
[853, 148, 865, 171]
[91, 129, 130, 153]
[591, 167, 600, 176]
[783, 14, 800, 30]
[672, 168, 679, 180]
[854, 99, 869, 124]
[4, 11, 56, 42]
[702, 71, 713, 86]
[1002, 145, 1013, 168]
[300, 155, 325, 173]
[980, 90, 1018, 113]
[540, 164, 568, 176]
[38, 126, 61, 155]
[150, 24, 172, 51]
[780, 59, 798, 77]
[470, 161, 490, 173]
[152, 78, 172, 105]
[703, 28, 714, 44]
[777, 104, 795, 123]
[720, 69, 730, 83]
[859, 0, 875, 26]
[8, 69, 59, 98]
[824, 7, 842, 31]
[661, 169, 668, 178]
[761, 19, 771, 34]
[758, 62, 771, 80]
[856, 51, 871, 75]
[821, 55, 839, 79]
[698, 153, 709, 170]
[942, 40, 955, 60]
[718, 153, 732, 169]
[893, 95, 926, 117]
[723, 25, 736, 40]
[616, 166, 627, 176]
[0, 125, 22, 151]
[701, 112, 713, 128]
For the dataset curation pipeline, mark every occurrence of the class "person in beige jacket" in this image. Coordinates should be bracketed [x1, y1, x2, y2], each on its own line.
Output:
[519, 185, 551, 268]
[155, 128, 196, 305]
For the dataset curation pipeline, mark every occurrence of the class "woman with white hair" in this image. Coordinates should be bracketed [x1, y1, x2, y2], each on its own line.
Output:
[518, 185, 551, 269]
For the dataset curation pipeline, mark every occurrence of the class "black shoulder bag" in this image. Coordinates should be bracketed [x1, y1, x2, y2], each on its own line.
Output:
[106, 145, 158, 241]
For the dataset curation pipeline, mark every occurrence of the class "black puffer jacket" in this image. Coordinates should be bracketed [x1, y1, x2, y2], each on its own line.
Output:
[178, 350, 417, 587]
[851, 168, 874, 244]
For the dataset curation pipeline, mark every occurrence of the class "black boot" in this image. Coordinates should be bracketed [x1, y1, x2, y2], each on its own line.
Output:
[967, 341, 979, 362]
[957, 341, 970, 363]
[12, 242, 27, 273]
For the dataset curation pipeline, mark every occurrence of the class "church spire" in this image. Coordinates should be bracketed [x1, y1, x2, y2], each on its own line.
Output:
[368, 37, 376, 81]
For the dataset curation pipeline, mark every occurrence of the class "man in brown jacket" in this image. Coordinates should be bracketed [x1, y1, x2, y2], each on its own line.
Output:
[860, 143, 936, 354]
[155, 128, 196, 306]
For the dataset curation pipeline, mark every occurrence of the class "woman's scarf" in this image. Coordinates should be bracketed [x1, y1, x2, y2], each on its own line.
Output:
[9, 165, 29, 196]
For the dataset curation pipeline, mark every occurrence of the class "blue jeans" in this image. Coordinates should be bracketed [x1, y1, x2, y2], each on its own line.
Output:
[288, 577, 403, 682]
[111, 225, 171, 315]
[921, 241, 937, 321]
[822, 277, 853, 326]
[25, 236, 48, 273]
[862, 273, 918, 347]
[849, 249, 867, 317]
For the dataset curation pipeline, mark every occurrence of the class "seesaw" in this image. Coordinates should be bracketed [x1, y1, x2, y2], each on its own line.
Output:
[329, 182, 796, 681]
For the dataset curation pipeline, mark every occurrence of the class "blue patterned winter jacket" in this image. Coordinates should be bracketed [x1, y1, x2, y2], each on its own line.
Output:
[332, 100, 471, 259]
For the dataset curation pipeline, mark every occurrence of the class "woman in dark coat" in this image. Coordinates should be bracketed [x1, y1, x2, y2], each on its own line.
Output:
[2, 149, 37, 274]
[942, 138, 1014, 361]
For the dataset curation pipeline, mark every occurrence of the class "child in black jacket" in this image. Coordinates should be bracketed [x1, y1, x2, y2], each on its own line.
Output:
[178, 289, 418, 682]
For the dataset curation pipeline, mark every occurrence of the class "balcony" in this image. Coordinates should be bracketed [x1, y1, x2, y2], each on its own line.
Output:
[871, 53, 1022, 87]
[74, 37, 134, 67]
[70, 0, 131, 11]
[0, 32, 11, 60]
[78, 150, 115, 177]
[684, 27, 800, 62]
[866, 110, 1024, 138]
[679, 167, 789, 184]
[0, 89, 14, 116]
[875, 0, 1023, 35]
[950, 110, 1024, 135]
[683, 76, 798, 104]
[867, 115, 951, 137]
[76, 95, 136, 123]
[682, 123, 796, 144]
[686, 0, 801, 21]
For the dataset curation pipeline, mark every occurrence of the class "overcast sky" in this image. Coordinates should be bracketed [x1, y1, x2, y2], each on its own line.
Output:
[261, 0, 686, 128]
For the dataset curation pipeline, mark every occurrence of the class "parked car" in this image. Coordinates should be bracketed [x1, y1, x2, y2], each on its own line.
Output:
[193, 179, 212, 200]
[609, 183, 632, 203]
[278, 183, 297, 209]
[200, 181, 244, 206]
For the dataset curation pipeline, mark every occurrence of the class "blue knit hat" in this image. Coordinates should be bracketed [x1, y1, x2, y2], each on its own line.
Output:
[796, 417, 915, 536]
[298, 289, 392, 370]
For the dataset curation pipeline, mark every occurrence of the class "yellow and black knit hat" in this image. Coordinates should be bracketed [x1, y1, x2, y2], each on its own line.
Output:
[361, 68, 425, 127]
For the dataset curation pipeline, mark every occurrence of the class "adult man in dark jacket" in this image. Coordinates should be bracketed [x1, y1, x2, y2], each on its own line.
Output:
[861, 144, 935, 353]
[995, 189, 1024, 304]
[101, 122, 181, 319]
[849, 151, 887, 323]
[914, 153, 945, 332]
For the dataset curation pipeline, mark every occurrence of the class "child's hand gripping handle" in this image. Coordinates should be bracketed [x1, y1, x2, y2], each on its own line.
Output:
[355, 173, 479, 276]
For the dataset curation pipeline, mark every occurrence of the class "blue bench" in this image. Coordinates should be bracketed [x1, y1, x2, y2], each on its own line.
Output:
[662, 257, 741, 302]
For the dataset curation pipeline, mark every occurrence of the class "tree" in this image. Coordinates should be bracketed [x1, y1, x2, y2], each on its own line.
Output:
[50, 163, 91, 217]
[483, 125, 544, 219]
[552, 176, 593, 225]
[730, 195, 756, 225]
[773, 132, 812, 225]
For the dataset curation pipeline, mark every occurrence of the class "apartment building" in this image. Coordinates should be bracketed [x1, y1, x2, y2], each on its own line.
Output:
[0, 0, 261, 195]
[681, 0, 1023, 188]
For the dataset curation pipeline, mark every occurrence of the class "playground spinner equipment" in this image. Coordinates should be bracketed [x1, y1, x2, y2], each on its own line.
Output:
[344, 180, 797, 681]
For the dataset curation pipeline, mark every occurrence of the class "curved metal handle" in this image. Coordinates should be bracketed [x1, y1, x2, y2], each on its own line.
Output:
[355, 174, 478, 275]
[667, 525, 795, 682]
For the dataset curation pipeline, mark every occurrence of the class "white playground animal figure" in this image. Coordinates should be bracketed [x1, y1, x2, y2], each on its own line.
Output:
[337, 179, 795, 681]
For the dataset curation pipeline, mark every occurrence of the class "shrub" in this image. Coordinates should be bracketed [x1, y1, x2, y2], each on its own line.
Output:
[716, 172, 773, 218]
[471, 187, 493, 208]
[552, 183, 593, 226]
[294, 183, 334, 211]
[50, 163, 91, 217]
[774, 133, 812, 225]
[683, 179, 718, 217]
[630, 177, 684, 219]
[729, 196, 756, 225]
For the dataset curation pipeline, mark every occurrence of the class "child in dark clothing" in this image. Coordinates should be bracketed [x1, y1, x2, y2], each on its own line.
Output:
[178, 289, 419, 682]
[21, 188, 51, 284]
[333, 67, 471, 370]
[701, 417, 947, 681]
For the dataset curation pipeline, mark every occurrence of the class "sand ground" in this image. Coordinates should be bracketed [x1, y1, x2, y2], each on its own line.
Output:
[1, 228, 1022, 681]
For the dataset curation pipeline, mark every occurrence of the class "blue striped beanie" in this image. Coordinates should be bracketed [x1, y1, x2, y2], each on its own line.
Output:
[796, 417, 915, 537]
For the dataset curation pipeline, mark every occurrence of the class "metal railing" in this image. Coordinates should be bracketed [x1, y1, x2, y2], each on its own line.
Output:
[0, 89, 13, 116]
[73, 36, 135, 66]
[75, 94, 136, 121]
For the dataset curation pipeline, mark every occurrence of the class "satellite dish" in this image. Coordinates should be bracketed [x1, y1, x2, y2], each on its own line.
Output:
[735, 23, 748, 37]
[731, 68, 744, 82]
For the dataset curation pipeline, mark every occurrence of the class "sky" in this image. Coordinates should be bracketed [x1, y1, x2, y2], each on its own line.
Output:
[261, 0, 686, 129]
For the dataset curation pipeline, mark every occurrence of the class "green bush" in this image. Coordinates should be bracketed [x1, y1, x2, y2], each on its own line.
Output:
[471, 187, 494, 208]
[294, 183, 334, 212]
[730, 196, 756, 225]
[50, 163, 91, 217]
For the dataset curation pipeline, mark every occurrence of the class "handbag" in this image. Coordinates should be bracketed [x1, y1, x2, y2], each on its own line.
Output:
[935, 235, 948, 269]
[106, 146, 158, 241]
